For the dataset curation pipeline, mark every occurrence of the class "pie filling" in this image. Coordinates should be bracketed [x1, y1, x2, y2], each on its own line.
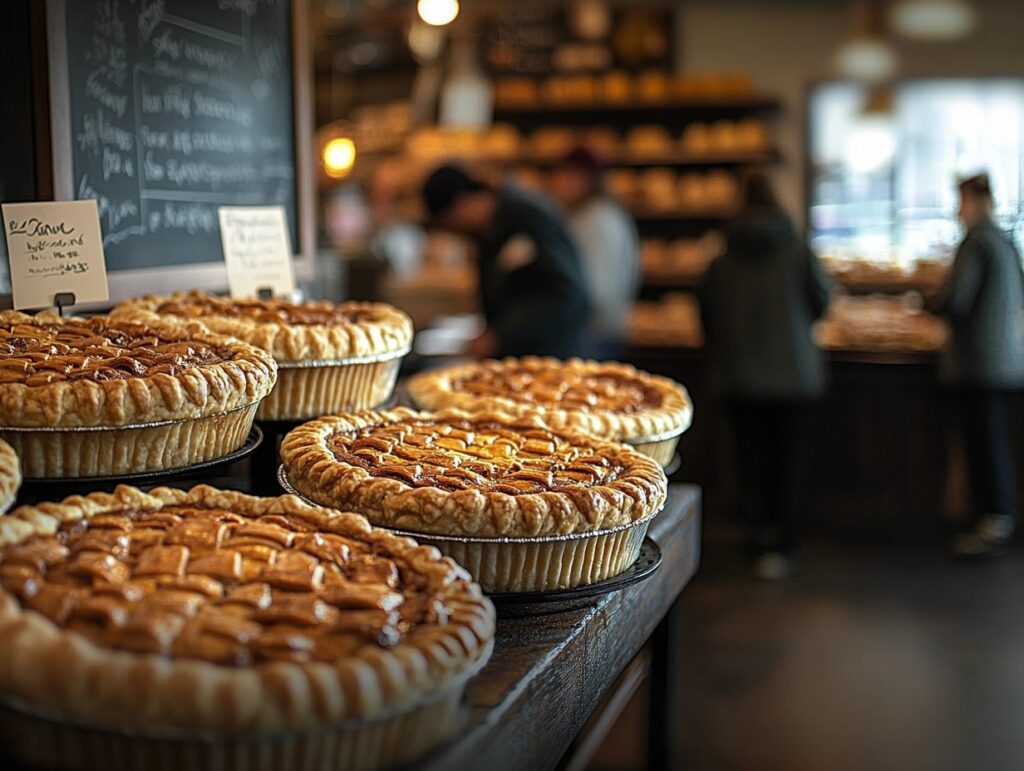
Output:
[0, 319, 236, 386]
[156, 297, 389, 328]
[0, 506, 450, 665]
[328, 418, 630, 494]
[452, 368, 665, 413]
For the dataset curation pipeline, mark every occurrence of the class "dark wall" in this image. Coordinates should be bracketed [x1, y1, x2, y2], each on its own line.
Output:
[0, 0, 38, 204]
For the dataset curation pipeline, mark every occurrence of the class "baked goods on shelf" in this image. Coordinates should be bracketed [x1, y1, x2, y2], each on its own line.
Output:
[814, 294, 948, 353]
[641, 232, 725, 282]
[112, 292, 412, 421]
[823, 256, 948, 295]
[0, 485, 494, 771]
[0, 311, 275, 478]
[407, 357, 692, 466]
[629, 294, 704, 349]
[0, 439, 20, 513]
[280, 408, 668, 591]
[626, 125, 675, 157]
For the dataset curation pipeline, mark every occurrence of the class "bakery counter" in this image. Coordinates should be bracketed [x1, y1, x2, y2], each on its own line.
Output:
[421, 484, 701, 771]
[624, 344, 971, 540]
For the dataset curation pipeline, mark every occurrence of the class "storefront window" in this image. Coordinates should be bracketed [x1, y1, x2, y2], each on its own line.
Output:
[809, 79, 1024, 266]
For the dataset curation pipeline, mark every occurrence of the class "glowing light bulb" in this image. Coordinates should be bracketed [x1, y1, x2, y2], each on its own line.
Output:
[322, 137, 356, 178]
[417, 0, 459, 27]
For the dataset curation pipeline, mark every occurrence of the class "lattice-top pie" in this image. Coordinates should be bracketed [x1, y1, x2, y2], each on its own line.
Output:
[407, 357, 692, 465]
[281, 408, 667, 538]
[114, 291, 413, 362]
[113, 292, 412, 420]
[0, 485, 494, 735]
[0, 311, 276, 477]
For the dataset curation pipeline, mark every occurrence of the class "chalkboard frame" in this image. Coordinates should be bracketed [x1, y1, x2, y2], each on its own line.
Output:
[41, 0, 314, 309]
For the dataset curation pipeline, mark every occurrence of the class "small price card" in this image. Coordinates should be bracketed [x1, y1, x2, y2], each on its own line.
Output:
[218, 206, 296, 299]
[2, 200, 109, 310]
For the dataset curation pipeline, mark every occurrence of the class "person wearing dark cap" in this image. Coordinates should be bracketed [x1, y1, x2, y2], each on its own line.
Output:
[421, 164, 591, 358]
[550, 147, 639, 359]
[698, 173, 831, 579]
[931, 173, 1024, 558]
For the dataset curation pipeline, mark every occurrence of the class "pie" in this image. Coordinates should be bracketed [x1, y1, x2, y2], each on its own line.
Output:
[0, 311, 276, 478]
[112, 292, 413, 420]
[408, 357, 692, 466]
[0, 438, 20, 513]
[280, 408, 668, 591]
[0, 485, 494, 771]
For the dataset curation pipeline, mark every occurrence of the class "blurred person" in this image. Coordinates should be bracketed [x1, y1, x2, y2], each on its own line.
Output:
[421, 164, 591, 358]
[931, 173, 1024, 559]
[549, 147, 639, 358]
[698, 173, 831, 579]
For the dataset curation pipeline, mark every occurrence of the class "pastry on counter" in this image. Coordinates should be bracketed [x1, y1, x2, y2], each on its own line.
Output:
[0, 311, 275, 477]
[113, 292, 411, 421]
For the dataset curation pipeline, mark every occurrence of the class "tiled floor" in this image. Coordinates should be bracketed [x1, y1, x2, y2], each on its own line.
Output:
[593, 524, 1024, 771]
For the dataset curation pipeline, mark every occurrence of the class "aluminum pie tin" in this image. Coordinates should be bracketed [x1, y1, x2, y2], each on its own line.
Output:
[275, 345, 412, 370]
[622, 420, 691, 446]
[0, 401, 258, 433]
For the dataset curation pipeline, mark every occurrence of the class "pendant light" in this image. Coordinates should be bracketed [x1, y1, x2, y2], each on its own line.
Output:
[835, 0, 898, 82]
[889, 0, 976, 40]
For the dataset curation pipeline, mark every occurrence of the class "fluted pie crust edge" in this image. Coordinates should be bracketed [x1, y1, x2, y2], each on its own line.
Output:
[0, 486, 495, 735]
[406, 356, 693, 444]
[279, 407, 668, 539]
[111, 292, 414, 363]
[0, 439, 20, 513]
[0, 311, 277, 429]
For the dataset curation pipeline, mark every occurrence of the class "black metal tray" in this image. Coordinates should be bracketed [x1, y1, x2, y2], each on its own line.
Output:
[490, 538, 663, 618]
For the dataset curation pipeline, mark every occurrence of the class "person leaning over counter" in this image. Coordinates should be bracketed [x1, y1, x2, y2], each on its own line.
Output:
[421, 164, 591, 359]
[930, 173, 1024, 559]
[698, 173, 832, 580]
[549, 147, 640, 360]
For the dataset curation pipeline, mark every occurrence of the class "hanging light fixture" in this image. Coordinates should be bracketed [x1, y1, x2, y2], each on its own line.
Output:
[322, 136, 356, 179]
[889, 0, 975, 40]
[835, 0, 898, 82]
[417, 0, 459, 27]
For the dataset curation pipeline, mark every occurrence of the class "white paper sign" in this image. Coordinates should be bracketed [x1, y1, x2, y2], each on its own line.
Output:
[2, 200, 109, 310]
[218, 206, 296, 299]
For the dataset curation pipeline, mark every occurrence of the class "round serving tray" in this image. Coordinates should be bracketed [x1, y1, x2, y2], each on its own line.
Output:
[17, 426, 263, 489]
[489, 537, 662, 618]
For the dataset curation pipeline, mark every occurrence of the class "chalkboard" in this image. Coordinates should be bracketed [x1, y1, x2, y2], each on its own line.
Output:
[48, 0, 300, 276]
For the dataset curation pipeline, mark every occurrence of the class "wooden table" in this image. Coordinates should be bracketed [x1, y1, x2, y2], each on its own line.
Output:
[423, 485, 702, 771]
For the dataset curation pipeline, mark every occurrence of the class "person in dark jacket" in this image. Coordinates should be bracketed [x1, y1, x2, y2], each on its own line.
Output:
[932, 173, 1024, 558]
[698, 173, 831, 578]
[421, 164, 591, 358]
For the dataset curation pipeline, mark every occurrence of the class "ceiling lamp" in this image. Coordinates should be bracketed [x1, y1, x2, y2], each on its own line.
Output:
[890, 0, 976, 40]
[322, 137, 356, 179]
[835, 0, 898, 82]
[417, 0, 459, 27]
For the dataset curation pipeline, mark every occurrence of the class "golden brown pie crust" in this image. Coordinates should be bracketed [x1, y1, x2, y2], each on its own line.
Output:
[0, 311, 276, 428]
[112, 291, 413, 364]
[0, 485, 494, 734]
[112, 292, 412, 419]
[280, 407, 668, 538]
[406, 357, 692, 444]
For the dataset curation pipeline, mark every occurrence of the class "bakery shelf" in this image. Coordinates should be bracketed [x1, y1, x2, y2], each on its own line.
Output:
[510, 150, 781, 169]
[493, 97, 782, 126]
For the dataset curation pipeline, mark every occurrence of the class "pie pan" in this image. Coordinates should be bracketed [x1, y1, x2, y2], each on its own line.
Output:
[0, 642, 491, 771]
[279, 465, 660, 594]
[0, 402, 260, 479]
[623, 423, 689, 468]
[257, 346, 410, 421]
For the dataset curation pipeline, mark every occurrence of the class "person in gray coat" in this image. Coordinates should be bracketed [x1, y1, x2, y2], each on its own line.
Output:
[931, 173, 1024, 558]
[698, 173, 831, 578]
